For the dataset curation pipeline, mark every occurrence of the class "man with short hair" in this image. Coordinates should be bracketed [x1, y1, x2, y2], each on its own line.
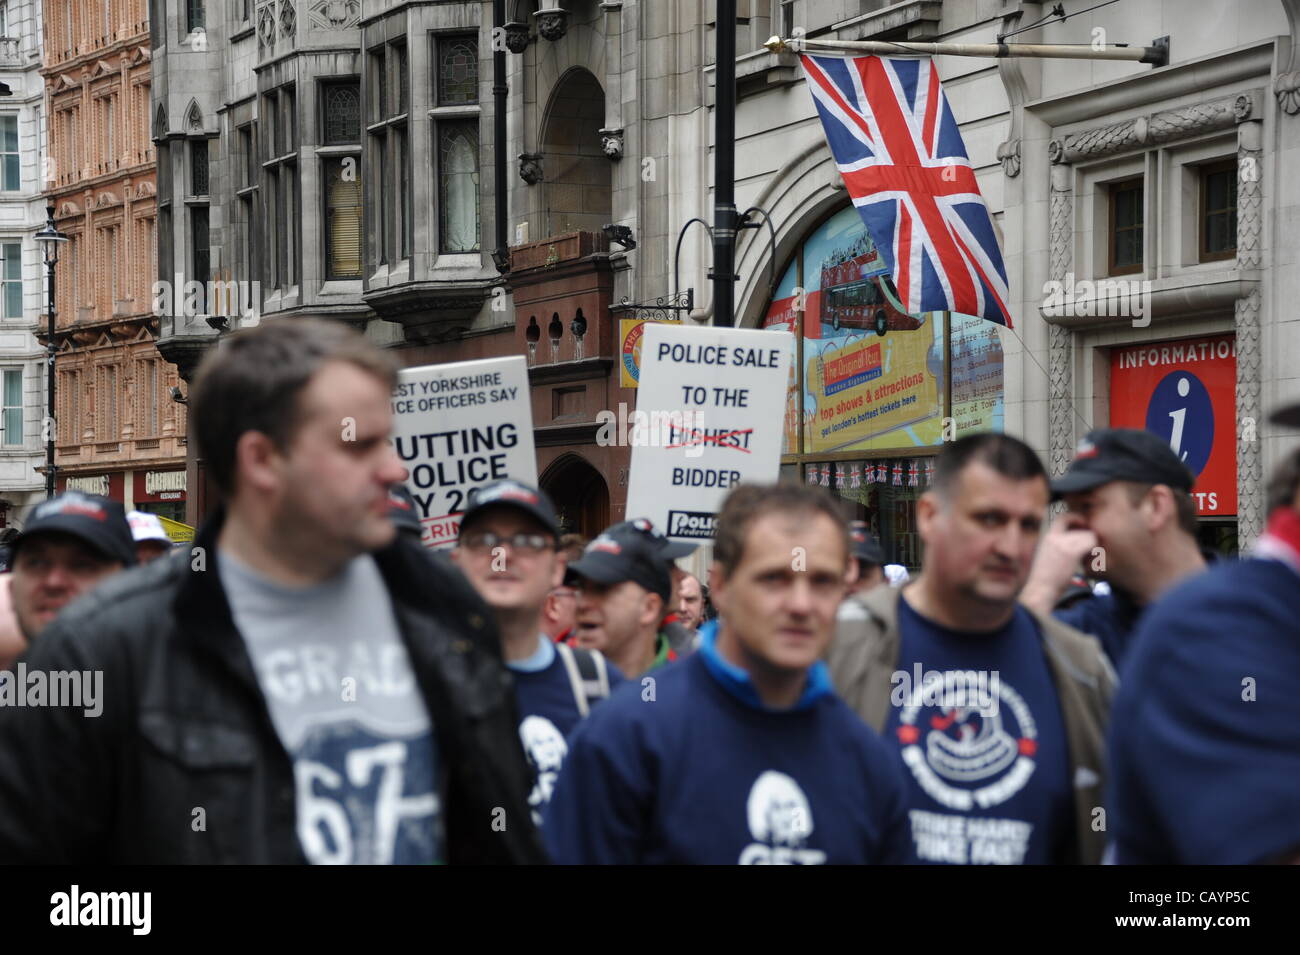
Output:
[676, 572, 705, 632]
[9, 493, 136, 641]
[545, 484, 908, 864]
[450, 479, 621, 826]
[1020, 428, 1208, 668]
[128, 510, 175, 564]
[568, 520, 679, 678]
[830, 434, 1114, 865]
[1107, 406, 1300, 864]
[0, 318, 543, 864]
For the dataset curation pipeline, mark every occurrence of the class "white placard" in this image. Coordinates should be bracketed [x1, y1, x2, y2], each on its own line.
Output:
[625, 323, 794, 541]
[391, 355, 538, 548]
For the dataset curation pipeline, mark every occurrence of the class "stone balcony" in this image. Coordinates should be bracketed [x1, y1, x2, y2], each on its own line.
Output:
[0, 37, 21, 69]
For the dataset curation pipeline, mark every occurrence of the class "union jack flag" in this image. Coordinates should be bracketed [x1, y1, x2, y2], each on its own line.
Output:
[799, 54, 1013, 328]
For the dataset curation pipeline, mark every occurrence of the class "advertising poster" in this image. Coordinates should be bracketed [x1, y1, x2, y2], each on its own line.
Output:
[391, 355, 538, 548]
[1109, 334, 1237, 517]
[800, 207, 946, 453]
[950, 312, 1005, 436]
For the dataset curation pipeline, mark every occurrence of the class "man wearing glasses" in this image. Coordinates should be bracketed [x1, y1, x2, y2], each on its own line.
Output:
[451, 481, 623, 827]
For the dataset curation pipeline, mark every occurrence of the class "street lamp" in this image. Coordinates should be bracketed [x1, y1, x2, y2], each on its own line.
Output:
[35, 205, 68, 500]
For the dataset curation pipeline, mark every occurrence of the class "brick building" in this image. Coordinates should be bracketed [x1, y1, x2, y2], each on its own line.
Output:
[42, 0, 187, 523]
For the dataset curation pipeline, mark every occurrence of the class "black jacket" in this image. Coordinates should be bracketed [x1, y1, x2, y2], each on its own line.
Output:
[0, 513, 547, 864]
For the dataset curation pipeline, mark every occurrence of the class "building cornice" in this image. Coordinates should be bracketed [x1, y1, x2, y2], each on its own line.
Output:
[1026, 39, 1274, 128]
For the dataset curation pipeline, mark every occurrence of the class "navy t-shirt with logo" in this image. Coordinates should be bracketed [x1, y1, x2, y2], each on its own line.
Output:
[508, 638, 624, 827]
[883, 596, 1074, 865]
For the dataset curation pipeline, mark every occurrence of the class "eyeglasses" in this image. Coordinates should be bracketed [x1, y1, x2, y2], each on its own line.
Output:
[550, 588, 577, 600]
[461, 532, 555, 554]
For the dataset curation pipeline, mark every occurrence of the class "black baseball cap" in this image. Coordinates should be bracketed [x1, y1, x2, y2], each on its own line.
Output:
[848, 521, 885, 565]
[1051, 428, 1194, 500]
[567, 520, 673, 603]
[387, 484, 423, 537]
[458, 480, 560, 540]
[11, 492, 137, 567]
[619, 517, 698, 561]
[1271, 400, 1300, 429]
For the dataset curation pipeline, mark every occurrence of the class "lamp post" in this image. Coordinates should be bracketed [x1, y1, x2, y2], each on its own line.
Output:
[35, 205, 67, 500]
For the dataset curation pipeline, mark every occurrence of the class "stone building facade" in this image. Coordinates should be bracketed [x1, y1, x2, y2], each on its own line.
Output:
[150, 0, 1300, 555]
[0, 0, 52, 527]
[42, 0, 187, 523]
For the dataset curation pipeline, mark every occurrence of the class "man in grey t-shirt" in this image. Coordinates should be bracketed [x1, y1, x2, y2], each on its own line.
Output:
[221, 550, 441, 864]
[0, 319, 544, 864]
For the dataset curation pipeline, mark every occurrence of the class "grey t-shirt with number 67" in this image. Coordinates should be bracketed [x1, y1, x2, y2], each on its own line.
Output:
[218, 549, 444, 864]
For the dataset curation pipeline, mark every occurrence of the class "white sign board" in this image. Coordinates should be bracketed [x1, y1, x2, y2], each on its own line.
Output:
[625, 323, 794, 541]
[391, 355, 538, 548]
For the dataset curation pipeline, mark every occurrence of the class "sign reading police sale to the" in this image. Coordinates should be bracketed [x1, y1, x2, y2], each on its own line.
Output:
[391, 355, 537, 548]
[626, 323, 793, 542]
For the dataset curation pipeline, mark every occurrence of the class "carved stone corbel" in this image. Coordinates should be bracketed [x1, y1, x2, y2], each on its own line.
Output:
[1275, 0, 1300, 114]
[518, 152, 543, 185]
[599, 127, 624, 160]
[534, 4, 568, 42]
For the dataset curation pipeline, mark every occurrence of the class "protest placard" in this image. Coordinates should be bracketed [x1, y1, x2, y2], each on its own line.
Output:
[625, 323, 793, 541]
[390, 355, 538, 547]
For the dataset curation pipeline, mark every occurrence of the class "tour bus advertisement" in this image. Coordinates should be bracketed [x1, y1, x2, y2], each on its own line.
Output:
[801, 208, 944, 454]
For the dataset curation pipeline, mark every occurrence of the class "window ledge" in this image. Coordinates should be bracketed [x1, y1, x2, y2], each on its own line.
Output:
[428, 105, 481, 119]
[320, 279, 364, 296]
[432, 253, 482, 270]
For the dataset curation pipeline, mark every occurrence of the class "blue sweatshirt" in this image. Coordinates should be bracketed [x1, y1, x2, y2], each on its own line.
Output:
[1108, 557, 1300, 864]
[507, 637, 624, 827]
[543, 632, 909, 865]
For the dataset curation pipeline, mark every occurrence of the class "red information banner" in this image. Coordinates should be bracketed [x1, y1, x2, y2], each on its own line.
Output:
[1109, 334, 1237, 517]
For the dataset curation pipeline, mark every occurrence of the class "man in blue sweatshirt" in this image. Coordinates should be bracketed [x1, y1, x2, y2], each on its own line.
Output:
[1107, 417, 1300, 864]
[450, 480, 622, 827]
[544, 483, 909, 865]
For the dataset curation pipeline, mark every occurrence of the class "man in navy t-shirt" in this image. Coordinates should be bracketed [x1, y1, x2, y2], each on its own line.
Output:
[1020, 429, 1208, 669]
[544, 483, 908, 865]
[1108, 425, 1300, 864]
[830, 434, 1115, 865]
[451, 481, 622, 827]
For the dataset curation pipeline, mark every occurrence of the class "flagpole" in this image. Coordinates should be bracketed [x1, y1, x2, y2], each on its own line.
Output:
[767, 35, 1168, 66]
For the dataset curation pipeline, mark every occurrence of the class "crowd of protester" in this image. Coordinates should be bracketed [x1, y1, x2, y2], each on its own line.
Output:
[0, 317, 1295, 864]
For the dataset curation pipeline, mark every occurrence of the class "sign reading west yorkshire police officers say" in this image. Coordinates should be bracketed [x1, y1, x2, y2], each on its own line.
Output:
[391, 355, 538, 548]
[626, 323, 793, 541]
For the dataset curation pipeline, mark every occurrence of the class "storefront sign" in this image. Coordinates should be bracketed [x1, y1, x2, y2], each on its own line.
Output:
[135, 470, 188, 504]
[619, 318, 680, 388]
[1109, 334, 1237, 516]
[64, 475, 111, 497]
[391, 355, 538, 548]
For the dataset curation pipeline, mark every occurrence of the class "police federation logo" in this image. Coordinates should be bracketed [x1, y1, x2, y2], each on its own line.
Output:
[895, 679, 1038, 811]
